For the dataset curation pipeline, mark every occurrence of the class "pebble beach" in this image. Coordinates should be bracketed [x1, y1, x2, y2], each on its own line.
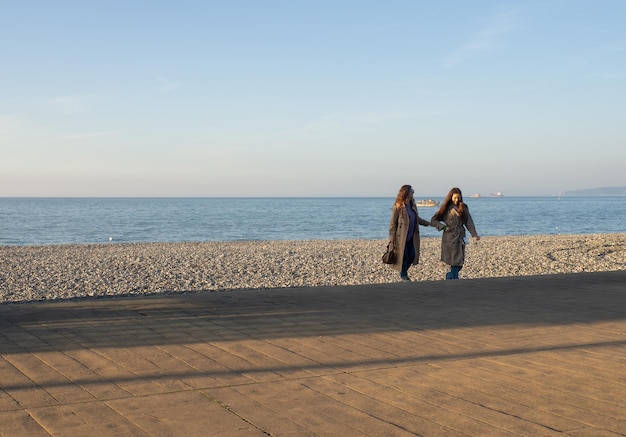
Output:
[1, 233, 625, 304]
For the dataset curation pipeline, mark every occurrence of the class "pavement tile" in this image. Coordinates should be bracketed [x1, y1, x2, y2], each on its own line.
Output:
[0, 389, 20, 411]
[0, 356, 59, 409]
[27, 404, 114, 436]
[357, 363, 568, 436]
[0, 270, 624, 436]
[209, 380, 376, 436]
[183, 341, 277, 384]
[203, 385, 318, 436]
[415, 362, 585, 433]
[321, 370, 494, 435]
[66, 401, 151, 436]
[445, 358, 626, 433]
[299, 374, 462, 436]
[0, 410, 52, 437]
[106, 391, 267, 436]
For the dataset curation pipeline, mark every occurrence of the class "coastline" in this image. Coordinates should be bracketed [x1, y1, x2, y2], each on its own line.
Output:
[1, 233, 625, 304]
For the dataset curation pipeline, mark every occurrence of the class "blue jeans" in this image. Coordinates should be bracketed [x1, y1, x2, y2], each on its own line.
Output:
[446, 265, 462, 280]
[401, 239, 415, 278]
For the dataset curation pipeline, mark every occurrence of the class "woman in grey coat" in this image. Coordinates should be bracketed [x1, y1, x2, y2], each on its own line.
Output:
[388, 184, 432, 281]
[430, 187, 480, 279]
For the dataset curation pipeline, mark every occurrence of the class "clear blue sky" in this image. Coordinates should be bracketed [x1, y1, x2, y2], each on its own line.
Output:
[2, 1, 625, 197]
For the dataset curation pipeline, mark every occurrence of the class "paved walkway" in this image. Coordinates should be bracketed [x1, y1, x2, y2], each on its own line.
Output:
[1, 271, 625, 436]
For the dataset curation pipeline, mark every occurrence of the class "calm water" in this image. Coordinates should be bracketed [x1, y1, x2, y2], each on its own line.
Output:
[0, 197, 624, 246]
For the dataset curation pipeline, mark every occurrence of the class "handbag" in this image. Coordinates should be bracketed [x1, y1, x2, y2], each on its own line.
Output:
[382, 242, 396, 264]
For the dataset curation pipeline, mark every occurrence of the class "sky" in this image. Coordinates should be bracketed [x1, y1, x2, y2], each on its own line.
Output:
[1, 0, 625, 197]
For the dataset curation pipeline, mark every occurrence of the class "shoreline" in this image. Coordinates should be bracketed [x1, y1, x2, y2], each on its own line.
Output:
[1, 233, 625, 304]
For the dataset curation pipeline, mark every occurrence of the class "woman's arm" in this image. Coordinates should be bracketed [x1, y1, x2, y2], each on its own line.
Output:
[430, 214, 448, 232]
[388, 207, 400, 241]
[465, 208, 480, 240]
[418, 216, 431, 227]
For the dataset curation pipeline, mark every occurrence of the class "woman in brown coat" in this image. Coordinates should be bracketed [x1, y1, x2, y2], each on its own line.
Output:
[430, 187, 480, 279]
[388, 184, 432, 281]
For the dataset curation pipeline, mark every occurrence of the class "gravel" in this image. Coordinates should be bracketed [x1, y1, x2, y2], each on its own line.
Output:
[1, 234, 625, 303]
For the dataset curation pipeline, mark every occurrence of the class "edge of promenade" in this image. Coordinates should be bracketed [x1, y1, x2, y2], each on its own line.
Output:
[1, 270, 626, 436]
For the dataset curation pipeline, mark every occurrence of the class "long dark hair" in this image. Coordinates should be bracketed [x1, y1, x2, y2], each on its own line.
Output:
[434, 187, 466, 220]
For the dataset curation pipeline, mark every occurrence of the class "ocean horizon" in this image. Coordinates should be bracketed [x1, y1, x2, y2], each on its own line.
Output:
[1, 196, 624, 246]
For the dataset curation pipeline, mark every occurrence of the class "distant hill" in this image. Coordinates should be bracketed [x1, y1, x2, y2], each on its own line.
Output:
[563, 186, 626, 196]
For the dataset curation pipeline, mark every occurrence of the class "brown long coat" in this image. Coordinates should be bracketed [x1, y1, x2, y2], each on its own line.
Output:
[388, 202, 431, 271]
[430, 205, 478, 266]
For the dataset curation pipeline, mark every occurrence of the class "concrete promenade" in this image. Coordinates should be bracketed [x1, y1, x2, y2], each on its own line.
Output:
[1, 271, 625, 436]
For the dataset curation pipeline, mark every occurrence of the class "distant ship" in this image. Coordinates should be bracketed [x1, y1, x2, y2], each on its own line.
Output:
[490, 192, 504, 197]
[416, 199, 440, 207]
[469, 193, 481, 198]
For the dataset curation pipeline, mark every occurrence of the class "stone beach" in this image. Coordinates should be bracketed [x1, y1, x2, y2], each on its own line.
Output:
[1, 233, 625, 304]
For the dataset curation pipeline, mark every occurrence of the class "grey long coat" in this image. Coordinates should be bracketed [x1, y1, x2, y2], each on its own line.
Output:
[388, 202, 431, 271]
[431, 205, 478, 266]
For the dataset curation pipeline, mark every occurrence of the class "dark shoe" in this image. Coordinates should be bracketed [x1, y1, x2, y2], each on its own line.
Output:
[401, 276, 411, 282]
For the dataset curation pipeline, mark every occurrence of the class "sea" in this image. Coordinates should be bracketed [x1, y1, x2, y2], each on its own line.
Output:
[0, 197, 624, 246]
